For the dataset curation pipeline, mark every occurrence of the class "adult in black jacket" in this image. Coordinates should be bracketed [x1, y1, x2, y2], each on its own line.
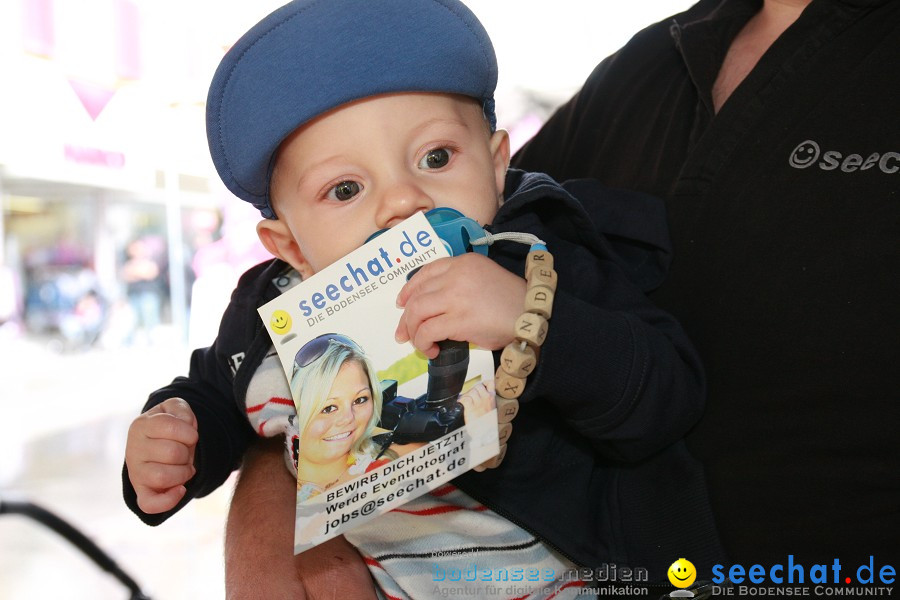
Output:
[514, 0, 900, 572]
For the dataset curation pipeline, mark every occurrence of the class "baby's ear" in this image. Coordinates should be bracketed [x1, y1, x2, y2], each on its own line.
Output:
[256, 219, 314, 279]
[489, 129, 510, 195]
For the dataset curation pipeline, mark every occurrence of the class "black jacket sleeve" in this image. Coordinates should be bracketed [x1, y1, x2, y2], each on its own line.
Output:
[491, 172, 705, 462]
[122, 261, 278, 525]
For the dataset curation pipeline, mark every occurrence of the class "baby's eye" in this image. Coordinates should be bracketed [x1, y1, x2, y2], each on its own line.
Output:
[320, 404, 338, 414]
[328, 181, 361, 202]
[419, 148, 453, 170]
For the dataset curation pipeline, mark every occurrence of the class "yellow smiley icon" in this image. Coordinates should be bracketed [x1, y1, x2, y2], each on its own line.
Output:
[668, 558, 696, 588]
[270, 310, 292, 335]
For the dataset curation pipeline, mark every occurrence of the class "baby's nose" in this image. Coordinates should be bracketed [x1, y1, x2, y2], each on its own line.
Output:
[375, 181, 435, 230]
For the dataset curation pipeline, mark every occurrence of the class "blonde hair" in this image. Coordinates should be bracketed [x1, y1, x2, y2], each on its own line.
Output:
[290, 338, 383, 458]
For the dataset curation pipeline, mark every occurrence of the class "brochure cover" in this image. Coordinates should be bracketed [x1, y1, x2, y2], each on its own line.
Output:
[259, 211, 499, 554]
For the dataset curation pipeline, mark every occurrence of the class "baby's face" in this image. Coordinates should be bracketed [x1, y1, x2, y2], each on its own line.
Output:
[263, 93, 509, 275]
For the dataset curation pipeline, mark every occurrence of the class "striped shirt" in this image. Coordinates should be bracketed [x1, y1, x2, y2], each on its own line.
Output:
[346, 485, 588, 600]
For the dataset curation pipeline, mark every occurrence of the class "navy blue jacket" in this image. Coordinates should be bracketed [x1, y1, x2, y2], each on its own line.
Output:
[124, 169, 725, 579]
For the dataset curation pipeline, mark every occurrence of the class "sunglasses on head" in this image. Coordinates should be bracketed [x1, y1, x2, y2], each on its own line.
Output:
[293, 333, 361, 370]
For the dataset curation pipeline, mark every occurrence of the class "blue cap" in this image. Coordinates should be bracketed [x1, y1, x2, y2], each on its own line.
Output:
[206, 0, 498, 218]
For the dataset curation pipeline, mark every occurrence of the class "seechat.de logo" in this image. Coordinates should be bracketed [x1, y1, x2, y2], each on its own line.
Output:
[788, 139, 900, 173]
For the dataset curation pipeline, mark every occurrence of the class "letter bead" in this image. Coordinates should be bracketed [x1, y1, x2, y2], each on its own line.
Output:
[524, 284, 554, 319]
[529, 267, 557, 293]
[496, 396, 519, 423]
[515, 312, 548, 347]
[525, 250, 554, 279]
[500, 343, 537, 378]
[495, 368, 526, 400]
[497, 422, 513, 445]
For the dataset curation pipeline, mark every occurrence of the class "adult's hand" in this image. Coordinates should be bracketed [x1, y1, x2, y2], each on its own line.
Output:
[224, 437, 377, 599]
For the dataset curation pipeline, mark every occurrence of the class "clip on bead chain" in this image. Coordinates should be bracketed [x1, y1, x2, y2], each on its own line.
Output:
[469, 232, 556, 471]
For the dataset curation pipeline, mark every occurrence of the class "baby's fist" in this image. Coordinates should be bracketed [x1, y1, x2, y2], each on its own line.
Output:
[125, 398, 199, 514]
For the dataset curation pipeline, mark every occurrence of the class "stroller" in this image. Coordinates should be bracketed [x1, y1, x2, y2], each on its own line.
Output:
[1, 498, 151, 599]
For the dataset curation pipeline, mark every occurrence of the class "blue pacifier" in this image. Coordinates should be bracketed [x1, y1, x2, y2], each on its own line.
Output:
[365, 207, 488, 257]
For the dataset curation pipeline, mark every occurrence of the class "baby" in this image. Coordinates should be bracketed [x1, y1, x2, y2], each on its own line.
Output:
[124, 0, 723, 597]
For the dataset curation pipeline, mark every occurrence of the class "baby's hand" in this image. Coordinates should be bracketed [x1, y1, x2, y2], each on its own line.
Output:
[395, 254, 525, 358]
[125, 398, 199, 514]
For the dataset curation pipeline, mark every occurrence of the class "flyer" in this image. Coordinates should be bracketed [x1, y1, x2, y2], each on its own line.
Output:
[259, 211, 499, 554]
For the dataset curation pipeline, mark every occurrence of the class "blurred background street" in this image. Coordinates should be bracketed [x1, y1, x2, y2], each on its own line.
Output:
[0, 1, 693, 598]
[0, 325, 232, 599]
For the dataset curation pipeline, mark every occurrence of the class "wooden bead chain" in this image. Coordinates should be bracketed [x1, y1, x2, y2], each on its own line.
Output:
[476, 245, 556, 471]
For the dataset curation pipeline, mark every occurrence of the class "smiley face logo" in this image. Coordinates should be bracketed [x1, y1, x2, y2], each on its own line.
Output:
[789, 139, 820, 169]
[270, 310, 292, 335]
[668, 558, 696, 588]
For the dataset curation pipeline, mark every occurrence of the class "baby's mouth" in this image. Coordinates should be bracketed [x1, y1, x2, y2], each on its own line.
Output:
[323, 431, 352, 442]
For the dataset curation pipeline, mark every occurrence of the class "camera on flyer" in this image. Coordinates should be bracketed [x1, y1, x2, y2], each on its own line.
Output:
[378, 339, 470, 444]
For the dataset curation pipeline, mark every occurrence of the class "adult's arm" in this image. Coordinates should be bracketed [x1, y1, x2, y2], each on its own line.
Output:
[224, 437, 377, 600]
